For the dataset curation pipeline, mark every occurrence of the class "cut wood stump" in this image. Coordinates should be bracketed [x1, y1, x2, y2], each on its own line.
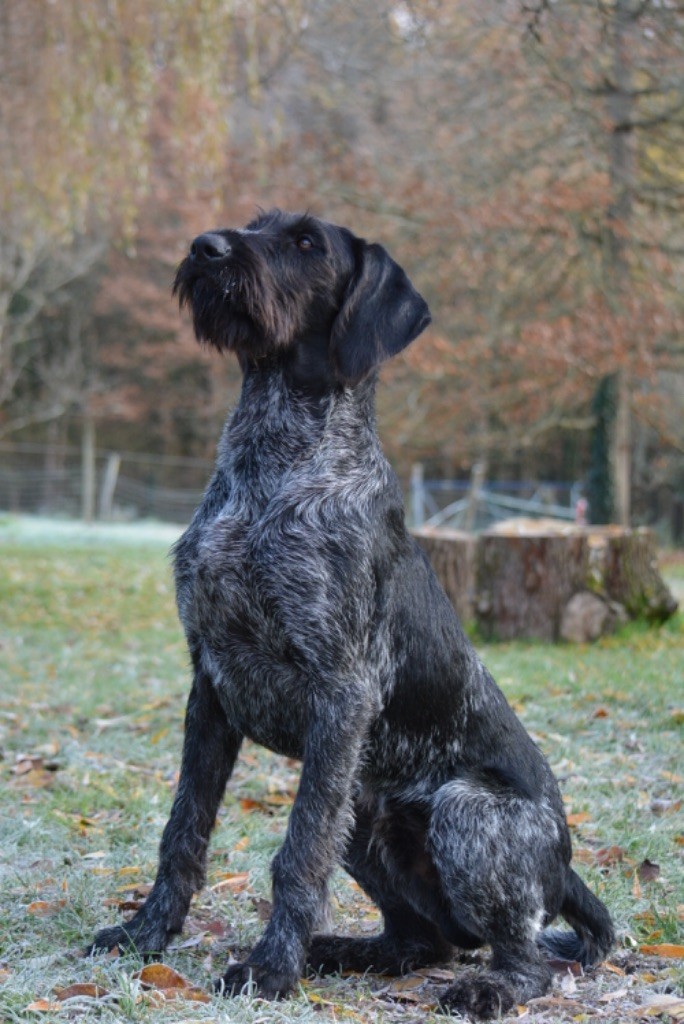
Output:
[411, 527, 476, 625]
[475, 528, 588, 641]
[413, 518, 678, 642]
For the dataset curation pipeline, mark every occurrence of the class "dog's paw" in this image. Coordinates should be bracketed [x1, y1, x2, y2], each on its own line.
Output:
[215, 961, 297, 1000]
[86, 919, 169, 959]
[439, 969, 515, 1019]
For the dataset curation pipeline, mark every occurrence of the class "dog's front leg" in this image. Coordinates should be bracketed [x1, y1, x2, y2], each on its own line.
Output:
[218, 686, 372, 999]
[89, 666, 242, 956]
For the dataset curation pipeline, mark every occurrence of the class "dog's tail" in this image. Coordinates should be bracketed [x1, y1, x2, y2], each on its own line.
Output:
[538, 868, 614, 966]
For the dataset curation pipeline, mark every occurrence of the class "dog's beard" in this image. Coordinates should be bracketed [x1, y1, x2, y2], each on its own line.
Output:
[174, 260, 268, 356]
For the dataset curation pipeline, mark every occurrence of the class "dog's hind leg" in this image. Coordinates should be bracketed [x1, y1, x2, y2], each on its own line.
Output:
[89, 662, 242, 956]
[308, 800, 454, 977]
[428, 776, 563, 1019]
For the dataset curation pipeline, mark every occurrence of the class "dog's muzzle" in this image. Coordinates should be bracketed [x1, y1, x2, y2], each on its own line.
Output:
[190, 232, 232, 265]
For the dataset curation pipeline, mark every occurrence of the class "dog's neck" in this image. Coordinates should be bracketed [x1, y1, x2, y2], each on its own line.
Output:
[217, 356, 384, 487]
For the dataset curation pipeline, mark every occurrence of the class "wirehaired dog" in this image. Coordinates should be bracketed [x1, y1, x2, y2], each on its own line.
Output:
[90, 209, 613, 1018]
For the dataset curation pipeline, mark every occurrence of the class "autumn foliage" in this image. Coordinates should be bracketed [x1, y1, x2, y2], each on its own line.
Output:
[1, 0, 682, 520]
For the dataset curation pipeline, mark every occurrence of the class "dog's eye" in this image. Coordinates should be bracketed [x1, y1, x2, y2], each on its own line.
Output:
[297, 235, 314, 251]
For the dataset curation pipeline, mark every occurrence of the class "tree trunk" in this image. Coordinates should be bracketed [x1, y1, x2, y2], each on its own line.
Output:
[606, 0, 635, 527]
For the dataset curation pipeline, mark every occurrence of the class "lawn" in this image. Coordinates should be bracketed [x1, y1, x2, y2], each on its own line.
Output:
[0, 518, 682, 1023]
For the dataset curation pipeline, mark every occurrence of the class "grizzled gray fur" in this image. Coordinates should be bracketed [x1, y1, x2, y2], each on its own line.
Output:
[90, 210, 613, 1018]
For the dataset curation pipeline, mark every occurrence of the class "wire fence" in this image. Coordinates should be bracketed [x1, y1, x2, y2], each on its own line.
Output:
[0, 442, 213, 524]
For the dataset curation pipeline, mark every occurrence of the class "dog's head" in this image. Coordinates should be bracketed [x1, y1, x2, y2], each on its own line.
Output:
[173, 209, 430, 386]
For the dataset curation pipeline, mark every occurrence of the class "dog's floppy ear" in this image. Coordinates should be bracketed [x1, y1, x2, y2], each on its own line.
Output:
[330, 240, 431, 384]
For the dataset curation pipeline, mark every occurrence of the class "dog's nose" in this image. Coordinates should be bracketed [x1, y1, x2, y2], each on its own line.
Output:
[190, 232, 231, 263]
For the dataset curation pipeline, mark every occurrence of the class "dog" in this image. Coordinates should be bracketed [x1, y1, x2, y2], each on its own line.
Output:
[90, 209, 614, 1018]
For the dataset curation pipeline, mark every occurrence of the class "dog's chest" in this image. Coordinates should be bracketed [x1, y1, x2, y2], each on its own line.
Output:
[176, 466, 361, 757]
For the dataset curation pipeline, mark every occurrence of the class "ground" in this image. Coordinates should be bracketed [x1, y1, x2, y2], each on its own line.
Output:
[0, 515, 682, 1023]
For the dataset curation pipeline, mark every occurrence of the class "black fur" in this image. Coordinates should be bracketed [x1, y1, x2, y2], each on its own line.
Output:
[89, 210, 613, 1017]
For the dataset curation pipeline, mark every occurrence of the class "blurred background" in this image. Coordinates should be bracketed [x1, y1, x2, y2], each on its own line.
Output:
[1, 0, 683, 538]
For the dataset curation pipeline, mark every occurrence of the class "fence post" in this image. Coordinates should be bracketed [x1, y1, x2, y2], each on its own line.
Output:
[81, 416, 96, 523]
[463, 460, 486, 532]
[411, 463, 425, 528]
[99, 453, 121, 521]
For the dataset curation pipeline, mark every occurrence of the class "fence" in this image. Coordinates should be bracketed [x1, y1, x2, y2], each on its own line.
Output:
[0, 442, 213, 524]
[1, 444, 584, 530]
[410, 463, 580, 531]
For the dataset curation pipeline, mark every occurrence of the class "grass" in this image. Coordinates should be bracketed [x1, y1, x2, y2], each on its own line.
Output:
[0, 519, 682, 1023]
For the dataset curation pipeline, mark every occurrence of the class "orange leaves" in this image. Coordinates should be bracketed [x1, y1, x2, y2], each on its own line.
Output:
[566, 811, 592, 828]
[210, 870, 250, 894]
[25, 967, 211, 1014]
[26, 900, 67, 916]
[133, 963, 211, 1004]
[639, 944, 684, 959]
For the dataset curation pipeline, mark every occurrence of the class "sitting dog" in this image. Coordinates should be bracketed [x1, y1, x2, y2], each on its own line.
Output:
[90, 209, 614, 1018]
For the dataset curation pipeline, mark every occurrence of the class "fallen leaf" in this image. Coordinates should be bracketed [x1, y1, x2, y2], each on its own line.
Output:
[639, 943, 684, 958]
[386, 975, 425, 994]
[210, 871, 250, 893]
[598, 987, 628, 1002]
[548, 958, 582, 975]
[205, 918, 227, 936]
[637, 859, 661, 883]
[592, 707, 610, 719]
[54, 983, 109, 1001]
[24, 999, 63, 1012]
[240, 798, 271, 813]
[415, 966, 455, 982]
[650, 798, 682, 815]
[134, 963, 192, 989]
[603, 962, 626, 976]
[26, 900, 66, 916]
[115, 882, 153, 897]
[566, 812, 591, 827]
[596, 845, 626, 868]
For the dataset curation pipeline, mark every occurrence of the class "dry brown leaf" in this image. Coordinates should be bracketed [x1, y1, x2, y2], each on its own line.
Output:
[115, 881, 153, 896]
[134, 963, 192, 989]
[24, 999, 63, 1012]
[637, 859, 661, 883]
[566, 812, 591, 827]
[384, 975, 428, 1002]
[639, 943, 684, 958]
[415, 966, 455, 982]
[603, 961, 627, 976]
[598, 986, 629, 1002]
[547, 957, 582, 975]
[596, 845, 626, 867]
[210, 871, 250, 893]
[26, 899, 66, 916]
[54, 983, 109, 1001]
[141, 987, 211, 1004]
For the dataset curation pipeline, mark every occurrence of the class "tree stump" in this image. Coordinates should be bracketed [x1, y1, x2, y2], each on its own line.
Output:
[412, 519, 677, 641]
[411, 527, 476, 624]
[593, 526, 679, 622]
[475, 530, 588, 641]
